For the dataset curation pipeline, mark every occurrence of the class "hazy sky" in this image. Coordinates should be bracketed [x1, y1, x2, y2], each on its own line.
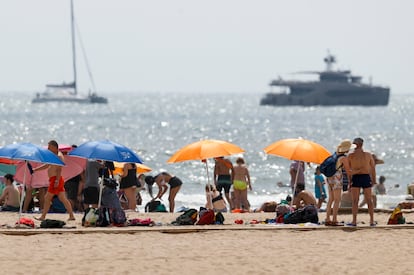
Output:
[1, 0, 413, 94]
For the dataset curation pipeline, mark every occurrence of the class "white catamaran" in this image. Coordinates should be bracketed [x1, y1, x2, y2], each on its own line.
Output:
[32, 0, 107, 104]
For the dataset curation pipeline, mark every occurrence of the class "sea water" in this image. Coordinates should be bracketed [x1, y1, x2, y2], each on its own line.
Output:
[1, 91, 413, 210]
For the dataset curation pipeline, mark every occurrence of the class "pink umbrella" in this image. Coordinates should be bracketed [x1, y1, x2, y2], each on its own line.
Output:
[15, 155, 86, 187]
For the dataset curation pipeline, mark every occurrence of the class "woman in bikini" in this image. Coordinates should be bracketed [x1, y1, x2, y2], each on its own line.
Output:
[205, 184, 227, 212]
[145, 172, 182, 212]
[232, 157, 252, 212]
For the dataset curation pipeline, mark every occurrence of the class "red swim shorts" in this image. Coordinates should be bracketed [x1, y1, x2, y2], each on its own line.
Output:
[48, 176, 65, 195]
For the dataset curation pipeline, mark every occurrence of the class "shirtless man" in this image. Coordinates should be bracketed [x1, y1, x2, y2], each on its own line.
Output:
[34, 140, 75, 221]
[214, 156, 234, 209]
[292, 190, 317, 209]
[0, 174, 20, 212]
[347, 137, 376, 226]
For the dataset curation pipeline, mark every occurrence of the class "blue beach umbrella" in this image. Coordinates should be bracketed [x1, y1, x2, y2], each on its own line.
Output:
[0, 142, 65, 166]
[69, 140, 143, 163]
[0, 142, 65, 224]
[68, 140, 143, 208]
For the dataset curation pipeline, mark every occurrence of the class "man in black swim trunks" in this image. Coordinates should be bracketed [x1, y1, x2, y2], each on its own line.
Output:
[348, 137, 377, 226]
[214, 156, 234, 210]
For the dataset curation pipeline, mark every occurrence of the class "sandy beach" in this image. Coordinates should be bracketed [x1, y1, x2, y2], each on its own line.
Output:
[1, 210, 414, 274]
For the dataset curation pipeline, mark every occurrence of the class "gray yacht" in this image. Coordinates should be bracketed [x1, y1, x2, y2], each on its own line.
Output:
[260, 53, 390, 106]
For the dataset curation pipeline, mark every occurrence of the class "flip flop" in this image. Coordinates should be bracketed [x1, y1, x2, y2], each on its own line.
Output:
[346, 223, 357, 227]
[324, 221, 333, 226]
[331, 222, 344, 226]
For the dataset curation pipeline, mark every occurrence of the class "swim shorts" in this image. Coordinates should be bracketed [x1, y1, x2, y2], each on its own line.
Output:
[216, 175, 232, 193]
[351, 174, 372, 188]
[48, 176, 65, 195]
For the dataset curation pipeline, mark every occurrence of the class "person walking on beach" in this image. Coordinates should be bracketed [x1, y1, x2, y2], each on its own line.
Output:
[348, 137, 376, 226]
[314, 166, 326, 209]
[145, 172, 182, 212]
[0, 174, 20, 212]
[34, 140, 75, 221]
[325, 140, 352, 226]
[214, 156, 234, 209]
[232, 157, 252, 212]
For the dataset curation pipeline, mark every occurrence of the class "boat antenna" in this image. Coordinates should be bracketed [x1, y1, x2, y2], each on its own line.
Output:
[70, 0, 77, 95]
[323, 50, 336, 72]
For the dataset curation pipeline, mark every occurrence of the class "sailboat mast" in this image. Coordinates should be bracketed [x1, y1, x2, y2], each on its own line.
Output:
[70, 0, 77, 95]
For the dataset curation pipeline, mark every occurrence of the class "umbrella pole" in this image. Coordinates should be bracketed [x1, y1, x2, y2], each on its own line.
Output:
[204, 159, 214, 209]
[18, 161, 28, 225]
[205, 159, 210, 185]
[291, 164, 300, 207]
[97, 175, 104, 209]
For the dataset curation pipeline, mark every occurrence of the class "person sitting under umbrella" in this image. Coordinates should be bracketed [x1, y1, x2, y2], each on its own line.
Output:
[145, 172, 182, 213]
[0, 174, 20, 212]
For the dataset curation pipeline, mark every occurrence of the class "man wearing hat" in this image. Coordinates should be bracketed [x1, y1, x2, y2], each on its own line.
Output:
[347, 137, 377, 226]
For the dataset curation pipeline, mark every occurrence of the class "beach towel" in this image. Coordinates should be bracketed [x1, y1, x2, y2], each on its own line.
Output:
[127, 218, 154, 226]
[16, 217, 35, 228]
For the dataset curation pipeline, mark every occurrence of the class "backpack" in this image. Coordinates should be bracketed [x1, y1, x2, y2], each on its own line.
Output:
[320, 152, 344, 177]
[145, 200, 167, 212]
[111, 208, 127, 226]
[96, 207, 111, 227]
[196, 209, 215, 225]
[215, 212, 225, 224]
[172, 208, 198, 225]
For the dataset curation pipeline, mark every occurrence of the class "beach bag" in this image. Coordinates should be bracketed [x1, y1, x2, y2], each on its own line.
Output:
[96, 207, 111, 227]
[145, 200, 161, 212]
[215, 212, 225, 224]
[284, 205, 319, 224]
[103, 177, 118, 189]
[40, 219, 66, 228]
[320, 152, 344, 177]
[387, 206, 405, 225]
[82, 207, 99, 227]
[102, 187, 123, 209]
[111, 208, 127, 226]
[196, 209, 215, 225]
[145, 200, 167, 212]
[173, 208, 198, 225]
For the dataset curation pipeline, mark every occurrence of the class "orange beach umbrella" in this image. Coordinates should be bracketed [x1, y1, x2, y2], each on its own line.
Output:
[264, 138, 330, 164]
[167, 139, 244, 184]
[264, 138, 330, 205]
[113, 162, 152, 175]
[167, 139, 244, 163]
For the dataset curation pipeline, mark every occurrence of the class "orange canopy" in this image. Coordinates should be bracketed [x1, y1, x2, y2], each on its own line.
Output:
[264, 138, 330, 164]
[167, 139, 244, 163]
